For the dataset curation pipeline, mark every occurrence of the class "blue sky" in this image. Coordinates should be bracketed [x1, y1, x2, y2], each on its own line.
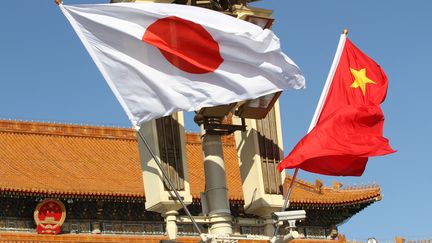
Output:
[1, 0, 431, 241]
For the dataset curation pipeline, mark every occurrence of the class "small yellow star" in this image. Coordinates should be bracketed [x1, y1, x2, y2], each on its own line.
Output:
[350, 68, 376, 95]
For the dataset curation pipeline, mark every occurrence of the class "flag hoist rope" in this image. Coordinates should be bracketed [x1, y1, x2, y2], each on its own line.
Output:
[136, 130, 205, 240]
[273, 29, 348, 239]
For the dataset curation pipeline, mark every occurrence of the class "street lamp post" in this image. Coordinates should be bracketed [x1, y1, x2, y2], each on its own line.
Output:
[194, 105, 237, 236]
[194, 91, 281, 238]
[201, 123, 233, 235]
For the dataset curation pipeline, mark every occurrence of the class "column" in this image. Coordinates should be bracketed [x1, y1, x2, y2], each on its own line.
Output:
[202, 133, 233, 235]
[164, 210, 179, 240]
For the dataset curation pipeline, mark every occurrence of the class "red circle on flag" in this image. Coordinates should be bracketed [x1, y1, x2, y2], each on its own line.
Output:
[142, 16, 223, 74]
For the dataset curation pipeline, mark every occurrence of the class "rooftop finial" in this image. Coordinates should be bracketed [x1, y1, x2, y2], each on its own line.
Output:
[343, 28, 349, 35]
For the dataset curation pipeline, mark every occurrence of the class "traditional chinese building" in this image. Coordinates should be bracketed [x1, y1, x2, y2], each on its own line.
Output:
[1, 0, 383, 241]
[0, 119, 381, 242]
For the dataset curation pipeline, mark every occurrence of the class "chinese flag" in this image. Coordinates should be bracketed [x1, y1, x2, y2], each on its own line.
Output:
[277, 38, 395, 176]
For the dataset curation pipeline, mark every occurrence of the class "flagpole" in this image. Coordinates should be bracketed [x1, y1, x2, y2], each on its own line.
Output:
[136, 130, 205, 241]
[308, 28, 348, 131]
[273, 29, 349, 241]
[281, 168, 299, 210]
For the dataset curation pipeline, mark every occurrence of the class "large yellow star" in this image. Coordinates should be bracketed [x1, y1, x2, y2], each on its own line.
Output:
[350, 68, 376, 95]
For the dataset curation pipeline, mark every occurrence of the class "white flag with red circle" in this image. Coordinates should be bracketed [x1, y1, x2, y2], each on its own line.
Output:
[60, 3, 305, 128]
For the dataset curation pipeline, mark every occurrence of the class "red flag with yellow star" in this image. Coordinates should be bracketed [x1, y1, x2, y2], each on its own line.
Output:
[277, 37, 395, 176]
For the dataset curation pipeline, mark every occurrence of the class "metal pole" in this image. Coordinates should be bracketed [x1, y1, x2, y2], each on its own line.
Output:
[201, 132, 233, 235]
[271, 168, 299, 241]
[282, 168, 299, 210]
[308, 29, 348, 131]
[136, 130, 204, 239]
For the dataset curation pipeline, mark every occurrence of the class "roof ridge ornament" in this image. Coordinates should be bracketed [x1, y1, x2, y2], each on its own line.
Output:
[332, 181, 343, 190]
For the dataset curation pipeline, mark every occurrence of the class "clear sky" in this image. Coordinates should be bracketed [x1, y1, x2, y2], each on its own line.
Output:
[1, 0, 431, 241]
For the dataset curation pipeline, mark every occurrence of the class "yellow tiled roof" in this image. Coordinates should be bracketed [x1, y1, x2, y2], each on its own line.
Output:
[0, 120, 142, 198]
[0, 120, 243, 201]
[284, 176, 381, 206]
[0, 120, 380, 205]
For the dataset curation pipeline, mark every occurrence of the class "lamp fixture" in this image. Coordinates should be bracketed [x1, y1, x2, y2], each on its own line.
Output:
[235, 92, 281, 119]
[244, 14, 274, 29]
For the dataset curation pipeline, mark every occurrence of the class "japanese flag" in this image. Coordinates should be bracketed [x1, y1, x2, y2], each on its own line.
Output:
[60, 3, 305, 128]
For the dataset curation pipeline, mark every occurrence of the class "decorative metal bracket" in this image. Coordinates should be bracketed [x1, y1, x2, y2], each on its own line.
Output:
[202, 117, 246, 135]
